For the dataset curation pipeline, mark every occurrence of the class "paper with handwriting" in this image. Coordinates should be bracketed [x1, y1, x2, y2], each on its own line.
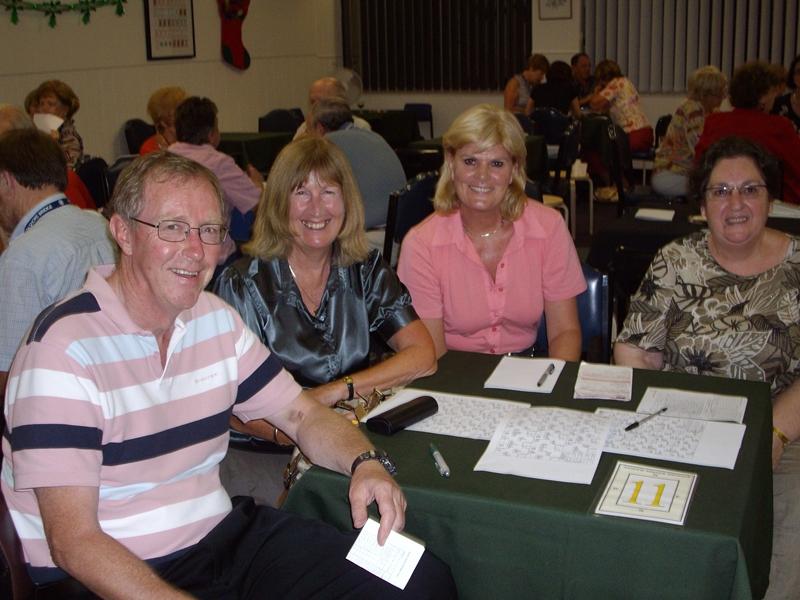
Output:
[597, 408, 745, 469]
[366, 388, 528, 440]
[346, 518, 425, 590]
[474, 407, 609, 484]
[637, 387, 747, 423]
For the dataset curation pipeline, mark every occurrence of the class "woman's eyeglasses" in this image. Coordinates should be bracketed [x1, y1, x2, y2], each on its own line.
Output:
[704, 183, 769, 201]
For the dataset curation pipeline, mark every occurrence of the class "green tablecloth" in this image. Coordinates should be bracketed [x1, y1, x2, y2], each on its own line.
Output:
[283, 352, 772, 599]
[218, 131, 293, 174]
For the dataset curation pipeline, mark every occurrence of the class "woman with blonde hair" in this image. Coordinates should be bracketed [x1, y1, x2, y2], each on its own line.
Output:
[139, 86, 187, 154]
[215, 137, 435, 443]
[652, 65, 728, 197]
[397, 104, 585, 359]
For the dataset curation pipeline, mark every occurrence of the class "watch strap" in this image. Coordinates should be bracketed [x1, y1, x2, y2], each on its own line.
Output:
[343, 375, 355, 401]
[350, 449, 397, 476]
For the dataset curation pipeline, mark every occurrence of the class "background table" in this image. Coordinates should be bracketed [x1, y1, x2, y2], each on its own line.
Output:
[283, 351, 772, 599]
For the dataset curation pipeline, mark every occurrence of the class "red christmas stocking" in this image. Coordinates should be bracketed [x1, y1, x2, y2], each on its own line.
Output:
[217, 0, 251, 70]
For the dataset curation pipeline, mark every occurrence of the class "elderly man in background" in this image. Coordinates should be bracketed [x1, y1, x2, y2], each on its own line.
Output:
[1, 150, 455, 598]
[0, 128, 115, 394]
[293, 76, 372, 139]
[310, 96, 407, 250]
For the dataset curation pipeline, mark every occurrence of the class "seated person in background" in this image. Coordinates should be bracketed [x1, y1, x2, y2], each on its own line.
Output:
[589, 59, 653, 153]
[571, 52, 595, 108]
[397, 104, 585, 359]
[695, 61, 800, 204]
[2, 150, 455, 598]
[29, 79, 84, 169]
[0, 104, 95, 209]
[139, 86, 187, 154]
[652, 65, 728, 198]
[531, 60, 581, 118]
[215, 136, 435, 417]
[771, 53, 800, 132]
[614, 136, 800, 600]
[0, 128, 115, 395]
[309, 96, 407, 251]
[168, 96, 263, 265]
[293, 76, 372, 140]
[503, 53, 549, 115]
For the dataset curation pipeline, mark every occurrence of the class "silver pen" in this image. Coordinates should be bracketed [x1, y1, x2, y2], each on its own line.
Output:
[537, 362, 555, 387]
[429, 443, 450, 478]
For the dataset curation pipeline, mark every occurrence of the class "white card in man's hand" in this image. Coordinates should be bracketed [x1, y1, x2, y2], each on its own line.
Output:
[346, 518, 425, 590]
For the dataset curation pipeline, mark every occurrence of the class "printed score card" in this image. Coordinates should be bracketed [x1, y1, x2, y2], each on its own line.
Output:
[594, 461, 698, 525]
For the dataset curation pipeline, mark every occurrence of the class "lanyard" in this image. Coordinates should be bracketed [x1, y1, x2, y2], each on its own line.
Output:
[23, 197, 69, 232]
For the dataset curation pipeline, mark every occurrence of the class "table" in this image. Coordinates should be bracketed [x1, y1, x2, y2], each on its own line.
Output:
[218, 131, 293, 174]
[283, 351, 772, 599]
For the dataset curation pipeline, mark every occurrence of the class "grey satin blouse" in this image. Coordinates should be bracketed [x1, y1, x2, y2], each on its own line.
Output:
[213, 249, 418, 387]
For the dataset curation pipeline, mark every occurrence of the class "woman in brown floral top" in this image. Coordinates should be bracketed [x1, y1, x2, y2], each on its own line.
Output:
[30, 79, 84, 169]
[615, 135, 800, 600]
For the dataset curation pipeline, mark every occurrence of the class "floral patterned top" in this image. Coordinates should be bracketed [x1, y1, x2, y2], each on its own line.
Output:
[598, 76, 651, 133]
[654, 98, 706, 176]
[617, 231, 800, 397]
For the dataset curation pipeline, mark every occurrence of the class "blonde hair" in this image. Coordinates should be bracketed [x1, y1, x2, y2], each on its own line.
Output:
[244, 137, 369, 265]
[434, 104, 528, 221]
[688, 66, 727, 101]
[146, 86, 187, 131]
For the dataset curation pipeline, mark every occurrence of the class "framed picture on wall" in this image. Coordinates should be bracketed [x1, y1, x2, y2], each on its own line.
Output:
[538, 0, 572, 20]
[144, 0, 196, 60]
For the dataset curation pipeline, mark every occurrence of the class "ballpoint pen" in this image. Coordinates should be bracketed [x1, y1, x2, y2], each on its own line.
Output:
[625, 407, 668, 431]
[429, 443, 450, 478]
[537, 363, 555, 387]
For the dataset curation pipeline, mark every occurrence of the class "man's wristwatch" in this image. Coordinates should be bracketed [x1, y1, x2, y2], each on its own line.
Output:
[351, 449, 397, 476]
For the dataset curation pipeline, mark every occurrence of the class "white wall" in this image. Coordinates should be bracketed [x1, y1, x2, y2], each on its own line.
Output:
[0, 1, 341, 161]
[1, 0, 684, 158]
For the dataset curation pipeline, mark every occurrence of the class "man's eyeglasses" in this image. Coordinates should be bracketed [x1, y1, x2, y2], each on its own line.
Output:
[131, 218, 228, 245]
[704, 183, 769, 201]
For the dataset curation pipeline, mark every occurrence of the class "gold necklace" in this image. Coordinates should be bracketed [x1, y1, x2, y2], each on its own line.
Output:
[288, 262, 326, 313]
[464, 219, 506, 239]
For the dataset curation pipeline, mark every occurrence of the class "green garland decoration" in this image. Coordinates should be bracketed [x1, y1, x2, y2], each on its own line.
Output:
[1, 0, 126, 27]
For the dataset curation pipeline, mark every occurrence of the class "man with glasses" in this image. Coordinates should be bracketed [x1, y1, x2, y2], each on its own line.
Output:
[1, 151, 455, 598]
[0, 127, 115, 396]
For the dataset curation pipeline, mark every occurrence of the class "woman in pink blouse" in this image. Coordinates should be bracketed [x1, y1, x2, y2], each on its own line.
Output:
[397, 104, 586, 359]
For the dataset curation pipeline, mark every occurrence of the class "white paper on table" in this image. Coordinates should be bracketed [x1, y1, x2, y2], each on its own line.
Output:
[573, 361, 633, 401]
[483, 356, 566, 393]
[597, 408, 745, 469]
[346, 518, 425, 590]
[637, 387, 747, 423]
[32, 112, 64, 133]
[474, 407, 609, 484]
[366, 388, 528, 440]
[635, 208, 675, 221]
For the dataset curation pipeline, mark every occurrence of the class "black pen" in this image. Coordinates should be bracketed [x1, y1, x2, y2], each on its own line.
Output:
[537, 363, 555, 387]
[625, 407, 668, 432]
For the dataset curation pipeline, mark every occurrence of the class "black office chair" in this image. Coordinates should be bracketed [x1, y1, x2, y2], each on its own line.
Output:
[373, 110, 422, 149]
[534, 263, 612, 363]
[394, 146, 443, 180]
[382, 171, 438, 265]
[258, 109, 303, 133]
[530, 107, 571, 147]
[550, 119, 582, 194]
[105, 155, 138, 200]
[403, 103, 433, 138]
[514, 113, 538, 135]
[75, 156, 109, 209]
[123, 119, 156, 154]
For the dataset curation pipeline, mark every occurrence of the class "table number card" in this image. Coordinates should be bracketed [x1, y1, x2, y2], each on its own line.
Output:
[595, 461, 697, 525]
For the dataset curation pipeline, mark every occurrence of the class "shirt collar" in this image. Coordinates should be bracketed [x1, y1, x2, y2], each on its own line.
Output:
[10, 193, 69, 242]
